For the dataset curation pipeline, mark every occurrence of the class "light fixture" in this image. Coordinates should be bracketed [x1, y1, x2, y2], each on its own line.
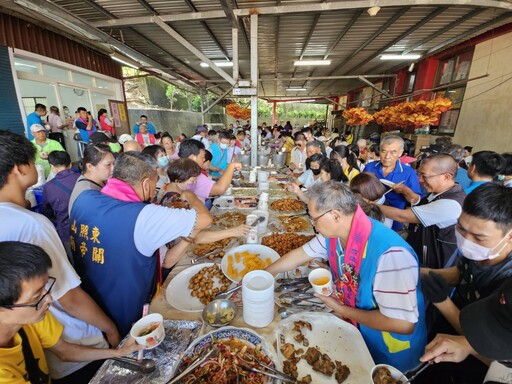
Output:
[284, 99, 316, 103]
[110, 53, 139, 69]
[367, 6, 381, 17]
[200, 61, 234, 68]
[294, 60, 331, 66]
[285, 87, 307, 91]
[408, 63, 415, 72]
[380, 54, 421, 60]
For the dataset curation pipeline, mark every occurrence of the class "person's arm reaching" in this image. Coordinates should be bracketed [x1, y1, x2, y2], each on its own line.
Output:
[265, 247, 312, 276]
[49, 336, 142, 362]
[162, 239, 190, 269]
[194, 225, 250, 244]
[58, 287, 121, 347]
[392, 183, 421, 205]
[316, 295, 415, 334]
[180, 190, 212, 234]
[210, 162, 242, 196]
[420, 334, 476, 363]
[86, 113, 93, 131]
[377, 204, 419, 224]
[420, 266, 460, 285]
[285, 183, 308, 203]
[434, 299, 463, 334]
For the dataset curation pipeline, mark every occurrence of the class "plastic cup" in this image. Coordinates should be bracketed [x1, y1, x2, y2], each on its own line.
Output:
[242, 271, 275, 327]
[258, 181, 270, 193]
[258, 171, 268, 182]
[130, 313, 165, 349]
[308, 268, 333, 296]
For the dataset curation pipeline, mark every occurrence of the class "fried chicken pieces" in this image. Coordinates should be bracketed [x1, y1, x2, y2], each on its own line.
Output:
[279, 321, 350, 384]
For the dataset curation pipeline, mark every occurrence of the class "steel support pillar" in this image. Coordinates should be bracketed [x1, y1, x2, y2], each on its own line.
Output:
[200, 87, 205, 125]
[232, 27, 239, 82]
[250, 14, 259, 168]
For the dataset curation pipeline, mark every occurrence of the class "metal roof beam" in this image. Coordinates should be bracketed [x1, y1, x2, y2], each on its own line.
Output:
[328, 7, 410, 75]
[323, 10, 363, 60]
[426, 11, 512, 54]
[191, 74, 396, 83]
[300, 13, 321, 60]
[358, 76, 392, 98]
[345, 6, 448, 75]
[183, 0, 230, 60]
[219, 0, 239, 28]
[402, 8, 485, 54]
[153, 16, 236, 85]
[136, 0, 158, 15]
[91, 1, 512, 28]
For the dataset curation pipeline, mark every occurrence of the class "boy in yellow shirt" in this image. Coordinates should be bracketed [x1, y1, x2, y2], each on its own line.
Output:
[0, 242, 142, 383]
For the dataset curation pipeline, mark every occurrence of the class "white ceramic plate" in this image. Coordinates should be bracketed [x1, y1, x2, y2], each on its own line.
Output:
[165, 263, 233, 312]
[273, 312, 375, 383]
[379, 179, 396, 187]
[221, 244, 280, 283]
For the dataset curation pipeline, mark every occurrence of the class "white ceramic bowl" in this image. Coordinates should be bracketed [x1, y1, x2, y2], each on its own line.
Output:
[130, 313, 165, 349]
[371, 364, 407, 384]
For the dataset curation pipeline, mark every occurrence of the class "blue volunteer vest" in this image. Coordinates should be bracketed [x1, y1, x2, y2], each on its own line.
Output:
[326, 218, 427, 372]
[70, 189, 158, 336]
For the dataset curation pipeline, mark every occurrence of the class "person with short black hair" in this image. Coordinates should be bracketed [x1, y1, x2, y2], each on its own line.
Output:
[0, 130, 122, 383]
[70, 152, 212, 336]
[463, 146, 473, 166]
[97, 108, 115, 136]
[141, 144, 169, 192]
[502, 152, 512, 188]
[289, 132, 307, 174]
[178, 139, 241, 202]
[465, 150, 506, 194]
[26, 103, 48, 141]
[417, 184, 512, 383]
[209, 130, 232, 178]
[42, 151, 80, 260]
[0, 241, 142, 383]
[132, 114, 156, 134]
[301, 126, 326, 155]
[75, 107, 98, 143]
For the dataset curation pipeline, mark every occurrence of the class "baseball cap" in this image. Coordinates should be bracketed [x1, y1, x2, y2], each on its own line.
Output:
[196, 126, 207, 133]
[88, 132, 112, 144]
[118, 134, 134, 145]
[30, 124, 46, 133]
[460, 277, 512, 361]
[420, 144, 442, 153]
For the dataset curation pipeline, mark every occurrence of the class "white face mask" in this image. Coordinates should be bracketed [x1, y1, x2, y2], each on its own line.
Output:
[456, 229, 511, 261]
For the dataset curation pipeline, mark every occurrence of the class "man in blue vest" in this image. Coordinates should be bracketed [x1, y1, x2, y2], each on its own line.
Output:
[266, 181, 427, 371]
[70, 152, 212, 336]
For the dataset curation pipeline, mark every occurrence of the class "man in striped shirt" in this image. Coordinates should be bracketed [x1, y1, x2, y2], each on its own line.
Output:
[266, 181, 427, 371]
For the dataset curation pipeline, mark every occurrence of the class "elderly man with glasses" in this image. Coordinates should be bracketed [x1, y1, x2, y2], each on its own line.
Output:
[378, 154, 466, 269]
[266, 181, 427, 372]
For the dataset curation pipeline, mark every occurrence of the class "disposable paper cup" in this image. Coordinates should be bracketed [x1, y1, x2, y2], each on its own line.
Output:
[246, 214, 258, 226]
[243, 270, 274, 293]
[251, 209, 269, 234]
[258, 171, 269, 182]
[308, 268, 333, 296]
[130, 313, 165, 349]
[249, 172, 257, 183]
[371, 364, 407, 384]
[258, 182, 270, 192]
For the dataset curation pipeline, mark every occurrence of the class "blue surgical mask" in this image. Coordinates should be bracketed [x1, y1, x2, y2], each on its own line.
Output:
[220, 143, 228, 150]
[158, 156, 170, 168]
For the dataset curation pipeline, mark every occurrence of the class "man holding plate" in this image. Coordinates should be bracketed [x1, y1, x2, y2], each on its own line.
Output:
[266, 181, 427, 372]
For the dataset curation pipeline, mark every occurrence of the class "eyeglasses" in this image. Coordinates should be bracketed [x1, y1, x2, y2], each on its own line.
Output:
[418, 172, 451, 180]
[309, 209, 333, 225]
[1, 277, 56, 311]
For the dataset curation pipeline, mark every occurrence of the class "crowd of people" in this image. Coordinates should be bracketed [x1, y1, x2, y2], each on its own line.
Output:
[0, 104, 511, 383]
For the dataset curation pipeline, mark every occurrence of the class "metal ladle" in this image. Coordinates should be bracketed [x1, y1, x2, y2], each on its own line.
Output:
[109, 356, 156, 373]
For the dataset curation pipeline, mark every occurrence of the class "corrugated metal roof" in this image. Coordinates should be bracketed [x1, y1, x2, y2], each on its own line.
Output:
[2, 0, 512, 97]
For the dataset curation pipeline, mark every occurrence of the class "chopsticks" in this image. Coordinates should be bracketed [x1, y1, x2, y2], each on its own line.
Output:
[239, 362, 296, 383]
[166, 347, 216, 384]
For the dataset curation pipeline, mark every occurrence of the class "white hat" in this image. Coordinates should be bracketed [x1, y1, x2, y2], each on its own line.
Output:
[118, 134, 134, 145]
[30, 124, 46, 133]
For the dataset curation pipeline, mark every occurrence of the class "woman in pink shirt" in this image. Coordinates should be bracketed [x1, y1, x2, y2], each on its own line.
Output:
[98, 109, 115, 136]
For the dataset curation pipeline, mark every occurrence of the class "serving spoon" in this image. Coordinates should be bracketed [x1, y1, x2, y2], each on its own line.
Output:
[109, 356, 156, 373]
